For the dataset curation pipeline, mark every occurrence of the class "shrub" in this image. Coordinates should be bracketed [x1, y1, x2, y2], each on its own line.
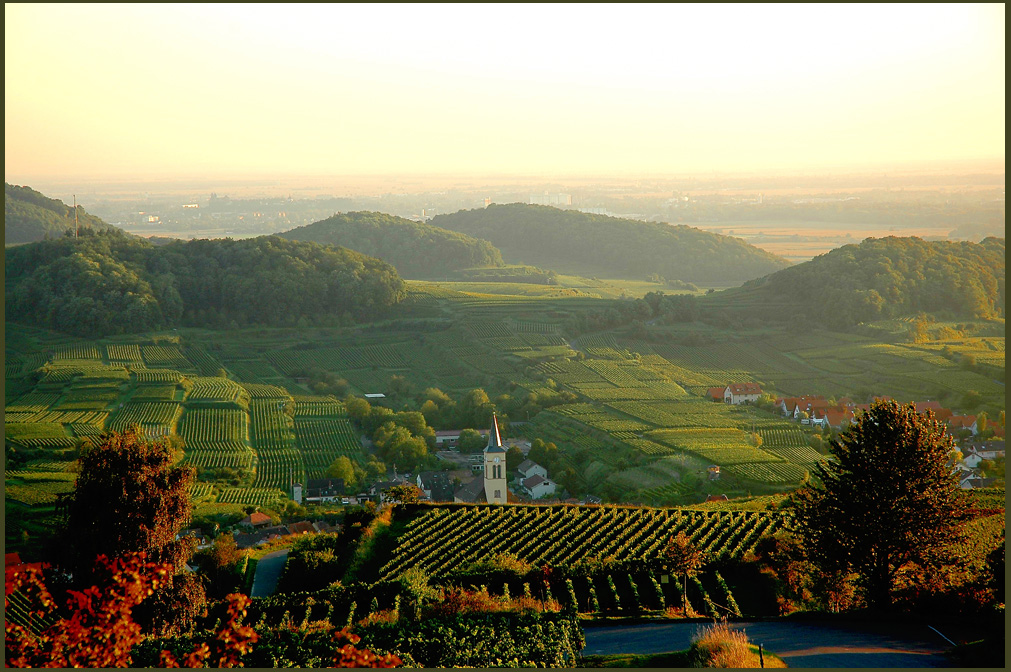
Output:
[688, 621, 753, 668]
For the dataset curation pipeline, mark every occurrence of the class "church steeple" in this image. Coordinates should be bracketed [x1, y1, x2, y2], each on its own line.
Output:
[486, 413, 505, 452]
[483, 413, 507, 503]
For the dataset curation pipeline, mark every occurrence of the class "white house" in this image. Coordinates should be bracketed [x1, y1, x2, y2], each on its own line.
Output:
[723, 383, 762, 405]
[521, 474, 557, 499]
[516, 459, 547, 480]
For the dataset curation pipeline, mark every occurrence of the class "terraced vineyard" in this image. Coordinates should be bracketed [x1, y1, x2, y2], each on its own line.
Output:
[379, 505, 782, 580]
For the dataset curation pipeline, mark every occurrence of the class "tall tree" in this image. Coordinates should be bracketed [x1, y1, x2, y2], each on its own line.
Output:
[64, 428, 204, 634]
[791, 400, 967, 610]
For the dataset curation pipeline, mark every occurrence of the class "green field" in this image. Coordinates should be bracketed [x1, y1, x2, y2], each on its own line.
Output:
[4, 278, 1005, 557]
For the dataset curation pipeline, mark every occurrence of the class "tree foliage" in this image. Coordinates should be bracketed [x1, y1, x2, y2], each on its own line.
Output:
[791, 400, 968, 609]
[729, 236, 1005, 328]
[4, 553, 256, 669]
[5, 232, 406, 337]
[430, 203, 790, 283]
[65, 428, 196, 576]
[279, 210, 504, 278]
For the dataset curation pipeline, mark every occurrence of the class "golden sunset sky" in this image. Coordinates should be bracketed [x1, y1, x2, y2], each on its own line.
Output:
[4, 4, 1005, 180]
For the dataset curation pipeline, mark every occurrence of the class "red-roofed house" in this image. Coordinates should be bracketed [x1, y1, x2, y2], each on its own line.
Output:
[240, 512, 272, 528]
[708, 387, 726, 402]
[723, 383, 762, 405]
[948, 415, 979, 435]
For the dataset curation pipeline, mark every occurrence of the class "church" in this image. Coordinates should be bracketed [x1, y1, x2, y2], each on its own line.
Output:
[454, 413, 509, 504]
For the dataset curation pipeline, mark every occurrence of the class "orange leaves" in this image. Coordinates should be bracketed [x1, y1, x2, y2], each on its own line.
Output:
[331, 629, 402, 669]
[5, 554, 257, 669]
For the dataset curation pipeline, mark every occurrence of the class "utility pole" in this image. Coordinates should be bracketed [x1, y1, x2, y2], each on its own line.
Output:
[74, 194, 79, 238]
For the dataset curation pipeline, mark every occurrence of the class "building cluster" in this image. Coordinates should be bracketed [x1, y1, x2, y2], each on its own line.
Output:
[774, 394, 996, 436]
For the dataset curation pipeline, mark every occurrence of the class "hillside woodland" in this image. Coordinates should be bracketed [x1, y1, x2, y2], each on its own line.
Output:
[714, 236, 1006, 329]
[279, 211, 504, 278]
[5, 183, 117, 244]
[429, 203, 792, 284]
[4, 231, 406, 337]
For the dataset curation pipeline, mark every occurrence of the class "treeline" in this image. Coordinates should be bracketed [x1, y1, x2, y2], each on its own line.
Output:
[5, 183, 117, 244]
[4, 231, 406, 337]
[279, 211, 504, 278]
[429, 203, 791, 284]
[718, 236, 1006, 329]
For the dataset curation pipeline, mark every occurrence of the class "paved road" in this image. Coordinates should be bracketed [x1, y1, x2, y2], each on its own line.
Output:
[250, 549, 289, 598]
[582, 620, 955, 667]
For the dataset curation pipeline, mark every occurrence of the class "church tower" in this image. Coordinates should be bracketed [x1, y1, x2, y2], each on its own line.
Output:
[483, 413, 508, 504]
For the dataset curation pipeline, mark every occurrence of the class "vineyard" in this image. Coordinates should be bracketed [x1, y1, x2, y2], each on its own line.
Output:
[379, 504, 782, 580]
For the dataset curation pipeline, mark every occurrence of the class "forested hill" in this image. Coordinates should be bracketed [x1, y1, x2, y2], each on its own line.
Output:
[5, 183, 117, 244]
[5, 231, 406, 337]
[278, 211, 504, 278]
[712, 236, 1006, 329]
[428, 203, 791, 284]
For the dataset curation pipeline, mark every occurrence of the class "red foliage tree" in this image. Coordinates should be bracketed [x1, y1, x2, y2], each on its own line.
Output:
[5, 552, 257, 669]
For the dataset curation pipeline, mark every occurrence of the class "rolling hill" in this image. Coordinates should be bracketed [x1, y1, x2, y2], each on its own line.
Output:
[709, 236, 1006, 329]
[4, 232, 406, 337]
[278, 211, 504, 278]
[5, 183, 117, 244]
[428, 203, 792, 284]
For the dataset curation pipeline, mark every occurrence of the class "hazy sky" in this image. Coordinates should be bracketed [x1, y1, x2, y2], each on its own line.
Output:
[5, 4, 1005, 180]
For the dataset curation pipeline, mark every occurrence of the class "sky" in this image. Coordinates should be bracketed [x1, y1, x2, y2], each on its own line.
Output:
[4, 3, 1006, 181]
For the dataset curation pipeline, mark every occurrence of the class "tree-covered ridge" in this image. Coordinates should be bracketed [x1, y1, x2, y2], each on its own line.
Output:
[4, 232, 406, 337]
[428, 203, 792, 284]
[5, 183, 117, 244]
[278, 211, 504, 278]
[725, 236, 1006, 329]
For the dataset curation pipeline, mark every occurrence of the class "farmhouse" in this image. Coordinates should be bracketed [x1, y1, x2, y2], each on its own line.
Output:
[723, 382, 762, 405]
[521, 474, 557, 499]
[948, 415, 979, 435]
[516, 459, 548, 481]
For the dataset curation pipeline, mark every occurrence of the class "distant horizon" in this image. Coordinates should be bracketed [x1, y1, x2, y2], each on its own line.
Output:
[7, 156, 1006, 196]
[6, 4, 1004, 180]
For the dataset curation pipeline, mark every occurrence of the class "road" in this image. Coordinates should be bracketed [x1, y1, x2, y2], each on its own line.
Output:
[582, 619, 956, 667]
[250, 549, 289, 598]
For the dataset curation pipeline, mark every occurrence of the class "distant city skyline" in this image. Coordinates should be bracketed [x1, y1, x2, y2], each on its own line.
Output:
[5, 4, 1005, 181]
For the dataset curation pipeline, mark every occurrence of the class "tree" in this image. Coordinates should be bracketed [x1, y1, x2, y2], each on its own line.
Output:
[457, 428, 486, 454]
[65, 428, 195, 576]
[63, 428, 205, 635]
[791, 400, 966, 610]
[662, 531, 707, 615]
[506, 445, 524, 471]
[384, 484, 423, 504]
[4, 553, 256, 668]
[326, 456, 360, 489]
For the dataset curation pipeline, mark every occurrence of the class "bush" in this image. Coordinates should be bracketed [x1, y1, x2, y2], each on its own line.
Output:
[687, 621, 753, 668]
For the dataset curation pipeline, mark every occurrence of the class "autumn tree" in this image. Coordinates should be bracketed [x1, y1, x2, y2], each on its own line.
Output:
[662, 531, 708, 615]
[384, 484, 424, 504]
[791, 400, 967, 610]
[63, 427, 205, 635]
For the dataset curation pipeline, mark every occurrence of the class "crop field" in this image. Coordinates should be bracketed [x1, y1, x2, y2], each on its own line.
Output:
[294, 416, 363, 479]
[293, 396, 344, 416]
[134, 369, 185, 384]
[187, 377, 250, 404]
[178, 407, 247, 446]
[217, 487, 286, 506]
[646, 429, 781, 465]
[141, 345, 193, 369]
[108, 402, 183, 433]
[379, 505, 783, 579]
